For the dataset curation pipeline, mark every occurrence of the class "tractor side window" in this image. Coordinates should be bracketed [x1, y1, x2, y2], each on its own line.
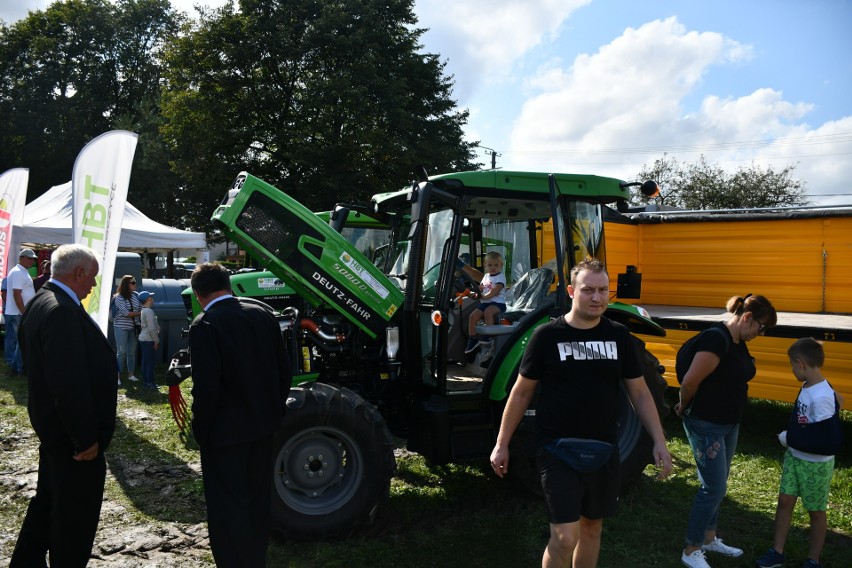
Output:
[420, 209, 455, 301]
[340, 227, 392, 267]
[424, 209, 455, 272]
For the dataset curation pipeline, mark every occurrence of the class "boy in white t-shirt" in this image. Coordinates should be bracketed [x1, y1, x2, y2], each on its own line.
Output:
[464, 251, 507, 354]
[756, 338, 843, 568]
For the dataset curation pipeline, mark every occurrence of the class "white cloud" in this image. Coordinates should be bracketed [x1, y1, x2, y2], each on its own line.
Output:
[415, 0, 589, 100]
[512, 18, 751, 147]
[505, 17, 851, 204]
[761, 118, 852, 205]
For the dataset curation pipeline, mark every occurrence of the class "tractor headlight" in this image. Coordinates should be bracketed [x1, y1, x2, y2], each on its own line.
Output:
[386, 326, 400, 360]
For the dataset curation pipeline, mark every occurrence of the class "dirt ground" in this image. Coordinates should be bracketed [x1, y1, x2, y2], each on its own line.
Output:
[0, 408, 215, 567]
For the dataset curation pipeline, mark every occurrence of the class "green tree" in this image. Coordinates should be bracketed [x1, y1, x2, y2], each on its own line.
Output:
[0, 0, 181, 220]
[0, 0, 117, 195]
[111, 0, 184, 226]
[634, 154, 808, 209]
[160, 0, 477, 230]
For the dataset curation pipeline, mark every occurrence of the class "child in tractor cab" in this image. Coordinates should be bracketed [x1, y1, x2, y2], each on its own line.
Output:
[463, 251, 507, 354]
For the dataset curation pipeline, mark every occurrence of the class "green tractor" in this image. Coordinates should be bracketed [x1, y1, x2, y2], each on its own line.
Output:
[170, 169, 666, 539]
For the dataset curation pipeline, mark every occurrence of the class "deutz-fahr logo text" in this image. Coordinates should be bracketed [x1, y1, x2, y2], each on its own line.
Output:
[311, 271, 372, 322]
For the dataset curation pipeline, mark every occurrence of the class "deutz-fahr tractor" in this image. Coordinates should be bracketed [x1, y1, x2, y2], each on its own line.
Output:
[169, 169, 667, 539]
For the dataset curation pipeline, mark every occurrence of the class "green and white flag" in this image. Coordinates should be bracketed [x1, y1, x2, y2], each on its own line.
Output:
[72, 130, 138, 334]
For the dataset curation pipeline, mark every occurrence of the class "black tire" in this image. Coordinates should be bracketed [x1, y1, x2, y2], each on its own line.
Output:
[271, 382, 396, 539]
[617, 337, 670, 491]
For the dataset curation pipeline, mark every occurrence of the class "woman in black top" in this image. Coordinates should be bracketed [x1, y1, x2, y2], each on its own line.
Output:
[676, 294, 777, 568]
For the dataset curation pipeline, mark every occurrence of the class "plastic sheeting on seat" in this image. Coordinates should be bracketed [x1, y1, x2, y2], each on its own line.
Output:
[504, 267, 555, 313]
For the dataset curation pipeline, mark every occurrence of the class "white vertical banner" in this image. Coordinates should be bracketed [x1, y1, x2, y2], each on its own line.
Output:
[72, 130, 138, 334]
[0, 168, 29, 316]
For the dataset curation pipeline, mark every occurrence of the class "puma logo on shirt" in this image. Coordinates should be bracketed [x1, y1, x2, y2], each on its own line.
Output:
[557, 341, 618, 361]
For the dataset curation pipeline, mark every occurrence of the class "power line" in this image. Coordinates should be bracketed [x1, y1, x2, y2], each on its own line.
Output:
[475, 145, 500, 169]
[504, 132, 852, 157]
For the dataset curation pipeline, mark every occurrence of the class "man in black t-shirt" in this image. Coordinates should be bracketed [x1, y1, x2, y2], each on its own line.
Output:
[490, 258, 672, 568]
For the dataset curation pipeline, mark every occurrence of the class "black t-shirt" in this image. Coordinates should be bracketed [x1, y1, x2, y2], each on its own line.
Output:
[688, 323, 756, 424]
[519, 316, 642, 443]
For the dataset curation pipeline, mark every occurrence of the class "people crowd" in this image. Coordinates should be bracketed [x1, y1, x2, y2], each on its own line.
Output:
[2, 251, 844, 567]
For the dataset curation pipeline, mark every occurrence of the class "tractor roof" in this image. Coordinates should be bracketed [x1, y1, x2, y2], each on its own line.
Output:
[371, 170, 632, 214]
[370, 170, 633, 220]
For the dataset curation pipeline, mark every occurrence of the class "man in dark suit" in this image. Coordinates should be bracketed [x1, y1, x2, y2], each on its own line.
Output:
[189, 262, 291, 567]
[10, 244, 118, 567]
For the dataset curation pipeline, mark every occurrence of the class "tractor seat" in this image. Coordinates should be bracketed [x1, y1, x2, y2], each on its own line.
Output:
[475, 267, 555, 337]
[503, 267, 555, 317]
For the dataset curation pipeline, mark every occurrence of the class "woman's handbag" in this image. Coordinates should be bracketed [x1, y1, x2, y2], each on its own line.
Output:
[134, 319, 142, 337]
[544, 438, 614, 472]
[786, 388, 843, 456]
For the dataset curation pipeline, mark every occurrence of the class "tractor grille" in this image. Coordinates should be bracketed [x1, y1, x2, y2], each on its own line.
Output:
[235, 192, 322, 262]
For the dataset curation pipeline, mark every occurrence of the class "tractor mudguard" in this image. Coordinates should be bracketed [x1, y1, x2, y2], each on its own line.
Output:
[605, 301, 666, 337]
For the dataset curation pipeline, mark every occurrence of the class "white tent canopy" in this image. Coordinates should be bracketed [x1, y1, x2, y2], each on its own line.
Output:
[15, 181, 207, 251]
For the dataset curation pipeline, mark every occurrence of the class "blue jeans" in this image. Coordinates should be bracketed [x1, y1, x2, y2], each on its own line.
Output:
[114, 327, 137, 375]
[4, 314, 22, 372]
[140, 341, 156, 387]
[682, 416, 739, 547]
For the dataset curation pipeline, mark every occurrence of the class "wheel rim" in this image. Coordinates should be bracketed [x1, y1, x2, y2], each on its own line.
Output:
[274, 426, 364, 515]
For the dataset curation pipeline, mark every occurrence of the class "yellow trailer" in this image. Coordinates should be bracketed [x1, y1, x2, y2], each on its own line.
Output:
[544, 207, 852, 409]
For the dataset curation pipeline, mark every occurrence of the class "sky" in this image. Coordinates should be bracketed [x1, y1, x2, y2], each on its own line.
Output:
[3, 0, 851, 206]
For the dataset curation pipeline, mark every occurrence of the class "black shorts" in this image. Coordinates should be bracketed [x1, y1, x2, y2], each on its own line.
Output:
[537, 445, 621, 524]
[479, 301, 507, 314]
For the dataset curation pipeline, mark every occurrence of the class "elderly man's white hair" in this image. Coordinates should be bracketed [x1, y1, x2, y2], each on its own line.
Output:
[50, 244, 98, 278]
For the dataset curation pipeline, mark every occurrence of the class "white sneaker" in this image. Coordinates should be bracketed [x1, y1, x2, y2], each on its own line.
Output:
[127, 375, 139, 382]
[702, 537, 743, 557]
[681, 549, 711, 568]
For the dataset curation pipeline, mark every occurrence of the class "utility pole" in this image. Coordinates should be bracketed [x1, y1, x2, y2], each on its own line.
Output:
[477, 145, 499, 170]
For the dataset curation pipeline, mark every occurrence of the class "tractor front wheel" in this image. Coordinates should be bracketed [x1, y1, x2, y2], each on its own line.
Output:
[270, 382, 396, 539]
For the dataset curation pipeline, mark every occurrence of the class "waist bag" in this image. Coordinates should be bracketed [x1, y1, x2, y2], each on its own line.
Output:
[544, 438, 613, 472]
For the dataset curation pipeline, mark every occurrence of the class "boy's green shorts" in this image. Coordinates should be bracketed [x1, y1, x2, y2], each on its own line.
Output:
[779, 450, 834, 511]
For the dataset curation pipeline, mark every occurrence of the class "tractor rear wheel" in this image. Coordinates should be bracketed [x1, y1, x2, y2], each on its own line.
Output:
[270, 382, 396, 539]
[617, 336, 670, 491]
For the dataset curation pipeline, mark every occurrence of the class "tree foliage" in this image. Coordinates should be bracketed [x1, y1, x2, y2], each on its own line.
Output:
[160, 0, 478, 230]
[0, 0, 181, 223]
[0, 0, 117, 195]
[634, 154, 809, 209]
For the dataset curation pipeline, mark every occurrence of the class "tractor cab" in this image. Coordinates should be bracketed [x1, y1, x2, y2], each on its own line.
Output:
[363, 170, 664, 463]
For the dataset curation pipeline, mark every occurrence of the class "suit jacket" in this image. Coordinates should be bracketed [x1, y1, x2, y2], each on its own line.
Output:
[19, 281, 118, 453]
[189, 297, 291, 449]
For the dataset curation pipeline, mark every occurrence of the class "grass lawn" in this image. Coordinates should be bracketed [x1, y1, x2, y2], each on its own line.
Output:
[1, 368, 850, 567]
